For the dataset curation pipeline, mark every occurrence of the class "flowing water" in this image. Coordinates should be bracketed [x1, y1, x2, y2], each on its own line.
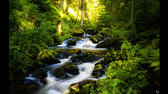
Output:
[23, 33, 107, 94]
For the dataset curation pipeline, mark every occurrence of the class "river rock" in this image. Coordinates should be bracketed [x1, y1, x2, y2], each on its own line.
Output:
[33, 68, 47, 83]
[53, 63, 79, 78]
[89, 36, 99, 43]
[67, 38, 78, 46]
[70, 53, 98, 62]
[42, 57, 61, 65]
[69, 83, 80, 92]
[70, 29, 85, 36]
[53, 67, 68, 78]
[64, 63, 79, 75]
[69, 80, 96, 94]
[85, 28, 97, 35]
[96, 38, 121, 49]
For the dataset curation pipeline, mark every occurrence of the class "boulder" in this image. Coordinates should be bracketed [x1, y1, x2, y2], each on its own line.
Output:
[89, 36, 99, 43]
[85, 28, 97, 35]
[69, 80, 96, 94]
[42, 57, 61, 65]
[96, 38, 121, 50]
[70, 29, 85, 36]
[53, 67, 68, 78]
[53, 63, 79, 78]
[67, 38, 78, 46]
[33, 68, 47, 83]
[70, 53, 98, 62]
[69, 83, 80, 92]
[64, 63, 79, 75]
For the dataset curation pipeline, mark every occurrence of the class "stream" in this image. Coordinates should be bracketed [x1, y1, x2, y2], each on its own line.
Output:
[23, 33, 107, 94]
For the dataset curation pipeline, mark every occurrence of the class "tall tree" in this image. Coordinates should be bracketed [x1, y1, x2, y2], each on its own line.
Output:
[80, 0, 85, 28]
[61, 0, 64, 11]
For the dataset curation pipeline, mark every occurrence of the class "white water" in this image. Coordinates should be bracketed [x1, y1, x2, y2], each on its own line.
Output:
[58, 38, 73, 47]
[46, 56, 72, 72]
[35, 58, 104, 94]
[74, 38, 97, 48]
[34, 35, 106, 94]
[57, 38, 106, 51]
[24, 73, 43, 87]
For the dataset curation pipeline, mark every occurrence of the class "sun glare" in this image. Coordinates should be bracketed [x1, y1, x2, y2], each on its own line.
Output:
[68, 8, 76, 16]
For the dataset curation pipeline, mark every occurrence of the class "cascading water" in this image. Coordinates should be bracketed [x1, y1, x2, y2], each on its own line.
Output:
[46, 56, 73, 72]
[23, 33, 107, 94]
[35, 58, 104, 94]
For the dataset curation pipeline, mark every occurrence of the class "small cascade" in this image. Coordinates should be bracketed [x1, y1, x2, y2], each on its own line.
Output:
[46, 56, 73, 72]
[82, 32, 91, 37]
[74, 38, 97, 48]
[58, 38, 73, 47]
[35, 58, 104, 94]
[24, 73, 43, 86]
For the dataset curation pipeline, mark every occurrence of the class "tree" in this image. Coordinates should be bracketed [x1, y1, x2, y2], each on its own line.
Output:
[57, 20, 62, 34]
[80, 0, 85, 28]
[61, 0, 64, 11]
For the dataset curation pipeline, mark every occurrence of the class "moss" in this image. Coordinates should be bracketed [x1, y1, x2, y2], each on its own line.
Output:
[70, 29, 85, 36]
[85, 28, 97, 35]
[89, 36, 99, 43]
[64, 63, 79, 75]
[80, 83, 94, 94]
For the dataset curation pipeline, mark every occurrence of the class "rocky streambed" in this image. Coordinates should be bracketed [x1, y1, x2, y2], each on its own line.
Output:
[9, 32, 121, 94]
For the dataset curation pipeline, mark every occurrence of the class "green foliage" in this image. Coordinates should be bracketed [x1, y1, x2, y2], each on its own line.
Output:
[37, 49, 59, 60]
[9, 31, 55, 82]
[89, 39, 159, 94]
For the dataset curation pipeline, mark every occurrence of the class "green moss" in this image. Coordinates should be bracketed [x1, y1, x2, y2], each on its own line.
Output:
[70, 29, 85, 36]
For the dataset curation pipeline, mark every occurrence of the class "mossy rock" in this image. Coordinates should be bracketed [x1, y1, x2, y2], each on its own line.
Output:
[67, 38, 78, 46]
[59, 48, 80, 54]
[80, 83, 94, 94]
[69, 83, 80, 93]
[96, 38, 121, 50]
[37, 49, 60, 65]
[70, 29, 85, 36]
[79, 80, 96, 94]
[85, 28, 97, 35]
[53, 63, 79, 78]
[70, 53, 98, 62]
[53, 67, 68, 78]
[64, 63, 79, 75]
[42, 57, 61, 65]
[89, 36, 99, 43]
[33, 68, 47, 84]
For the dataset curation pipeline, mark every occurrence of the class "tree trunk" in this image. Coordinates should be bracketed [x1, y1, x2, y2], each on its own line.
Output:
[66, 0, 70, 13]
[80, 0, 85, 28]
[61, 0, 64, 11]
[57, 20, 62, 34]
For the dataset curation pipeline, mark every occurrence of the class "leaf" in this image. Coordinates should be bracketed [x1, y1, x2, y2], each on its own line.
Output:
[150, 61, 159, 67]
